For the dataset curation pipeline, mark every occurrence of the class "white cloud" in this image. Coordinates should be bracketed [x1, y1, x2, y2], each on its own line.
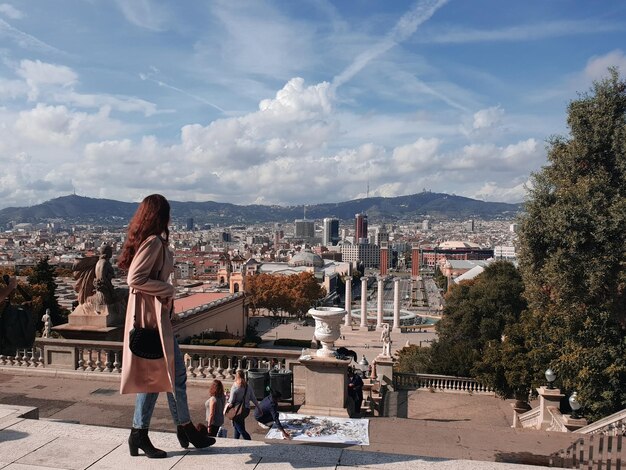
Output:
[0, 3, 23, 20]
[422, 20, 625, 44]
[473, 106, 504, 130]
[17, 59, 77, 100]
[473, 181, 529, 203]
[15, 104, 123, 146]
[0, 18, 65, 55]
[584, 49, 626, 81]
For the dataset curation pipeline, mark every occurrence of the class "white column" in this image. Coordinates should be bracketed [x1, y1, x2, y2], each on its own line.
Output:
[344, 276, 352, 327]
[377, 276, 384, 329]
[393, 277, 401, 332]
[360, 277, 368, 328]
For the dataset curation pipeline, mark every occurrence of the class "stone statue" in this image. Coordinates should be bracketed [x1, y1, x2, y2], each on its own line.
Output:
[94, 245, 116, 306]
[380, 323, 392, 357]
[73, 255, 98, 305]
[41, 308, 51, 338]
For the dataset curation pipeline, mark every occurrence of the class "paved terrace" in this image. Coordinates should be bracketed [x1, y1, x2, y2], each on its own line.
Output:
[0, 373, 580, 469]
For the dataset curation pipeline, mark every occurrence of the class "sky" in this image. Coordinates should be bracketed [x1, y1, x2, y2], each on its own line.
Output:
[1, 0, 625, 209]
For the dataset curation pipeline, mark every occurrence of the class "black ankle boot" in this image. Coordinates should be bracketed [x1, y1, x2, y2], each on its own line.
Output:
[183, 422, 215, 449]
[128, 428, 167, 458]
[176, 424, 189, 448]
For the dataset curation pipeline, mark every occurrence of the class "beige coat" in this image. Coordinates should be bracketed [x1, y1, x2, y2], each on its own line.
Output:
[120, 235, 175, 394]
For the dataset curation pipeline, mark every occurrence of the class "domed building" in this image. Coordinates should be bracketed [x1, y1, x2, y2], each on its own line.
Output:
[288, 249, 324, 268]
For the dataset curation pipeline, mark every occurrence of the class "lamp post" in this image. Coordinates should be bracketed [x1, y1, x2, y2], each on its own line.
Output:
[358, 354, 369, 378]
[569, 392, 582, 419]
[545, 368, 556, 389]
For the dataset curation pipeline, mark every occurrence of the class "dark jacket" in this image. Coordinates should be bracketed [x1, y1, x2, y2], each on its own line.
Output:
[254, 395, 284, 432]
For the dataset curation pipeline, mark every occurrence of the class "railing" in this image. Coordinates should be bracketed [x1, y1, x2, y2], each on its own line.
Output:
[0, 339, 303, 385]
[515, 406, 541, 430]
[547, 406, 569, 432]
[550, 435, 624, 469]
[392, 372, 494, 394]
[578, 409, 626, 436]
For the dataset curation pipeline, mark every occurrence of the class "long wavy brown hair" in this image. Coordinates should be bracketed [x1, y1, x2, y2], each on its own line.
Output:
[118, 194, 170, 270]
[209, 379, 224, 398]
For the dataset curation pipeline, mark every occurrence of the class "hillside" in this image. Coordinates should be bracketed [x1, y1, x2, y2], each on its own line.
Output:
[0, 193, 522, 226]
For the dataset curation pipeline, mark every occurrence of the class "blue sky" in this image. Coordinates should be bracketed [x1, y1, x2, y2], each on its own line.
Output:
[1, 0, 625, 209]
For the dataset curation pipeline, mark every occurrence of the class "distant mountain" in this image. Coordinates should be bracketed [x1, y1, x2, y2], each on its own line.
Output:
[0, 193, 522, 226]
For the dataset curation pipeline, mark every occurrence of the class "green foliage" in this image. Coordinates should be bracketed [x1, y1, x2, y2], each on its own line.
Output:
[517, 69, 626, 420]
[26, 257, 66, 324]
[433, 265, 448, 291]
[429, 261, 528, 388]
[394, 345, 432, 374]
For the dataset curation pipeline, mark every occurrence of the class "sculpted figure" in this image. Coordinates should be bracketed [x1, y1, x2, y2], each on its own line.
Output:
[41, 308, 51, 338]
[94, 245, 116, 306]
[73, 255, 98, 305]
[380, 323, 392, 357]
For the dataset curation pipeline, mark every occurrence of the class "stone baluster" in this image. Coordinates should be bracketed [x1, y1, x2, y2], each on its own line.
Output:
[197, 357, 206, 378]
[113, 351, 121, 373]
[37, 348, 44, 367]
[226, 357, 234, 379]
[236, 357, 243, 372]
[95, 350, 103, 372]
[187, 356, 196, 378]
[77, 348, 85, 370]
[206, 356, 215, 378]
[14, 350, 22, 366]
[88, 349, 96, 371]
[29, 348, 37, 367]
[0, 355, 6, 366]
[216, 357, 225, 379]
[105, 351, 113, 372]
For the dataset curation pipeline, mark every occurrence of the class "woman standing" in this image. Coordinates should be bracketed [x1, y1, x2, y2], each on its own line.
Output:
[119, 194, 213, 458]
[205, 379, 225, 437]
[226, 369, 259, 440]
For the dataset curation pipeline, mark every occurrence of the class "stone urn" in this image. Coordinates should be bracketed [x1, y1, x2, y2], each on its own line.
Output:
[308, 307, 347, 357]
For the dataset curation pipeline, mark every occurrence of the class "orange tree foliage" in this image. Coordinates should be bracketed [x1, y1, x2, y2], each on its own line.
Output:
[246, 272, 326, 317]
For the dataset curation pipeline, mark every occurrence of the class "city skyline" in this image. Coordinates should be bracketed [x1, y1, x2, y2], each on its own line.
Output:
[1, 1, 625, 209]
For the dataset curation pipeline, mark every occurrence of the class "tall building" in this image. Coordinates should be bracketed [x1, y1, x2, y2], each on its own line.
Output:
[355, 213, 368, 244]
[322, 218, 340, 246]
[411, 244, 420, 278]
[422, 219, 430, 231]
[465, 219, 475, 232]
[375, 224, 389, 246]
[186, 218, 194, 231]
[380, 242, 389, 275]
[295, 219, 315, 239]
[341, 242, 380, 268]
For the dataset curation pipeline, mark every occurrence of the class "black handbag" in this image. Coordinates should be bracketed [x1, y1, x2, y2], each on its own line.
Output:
[128, 240, 167, 360]
[129, 326, 164, 359]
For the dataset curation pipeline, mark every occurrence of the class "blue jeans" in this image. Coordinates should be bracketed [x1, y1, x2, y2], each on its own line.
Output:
[232, 408, 251, 440]
[132, 340, 191, 429]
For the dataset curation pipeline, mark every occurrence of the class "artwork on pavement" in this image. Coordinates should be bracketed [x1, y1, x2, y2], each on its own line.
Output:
[265, 413, 369, 445]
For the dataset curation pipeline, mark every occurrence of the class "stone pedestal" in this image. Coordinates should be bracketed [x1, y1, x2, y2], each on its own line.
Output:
[562, 414, 588, 431]
[53, 301, 126, 341]
[374, 356, 394, 384]
[298, 357, 351, 417]
[537, 386, 564, 430]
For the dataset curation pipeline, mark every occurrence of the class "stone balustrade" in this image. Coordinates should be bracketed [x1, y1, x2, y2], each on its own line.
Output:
[577, 408, 626, 436]
[514, 406, 541, 429]
[0, 338, 303, 387]
[393, 372, 494, 394]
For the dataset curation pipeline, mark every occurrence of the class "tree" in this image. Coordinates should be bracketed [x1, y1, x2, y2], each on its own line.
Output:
[429, 261, 527, 378]
[517, 69, 626, 420]
[27, 257, 66, 325]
